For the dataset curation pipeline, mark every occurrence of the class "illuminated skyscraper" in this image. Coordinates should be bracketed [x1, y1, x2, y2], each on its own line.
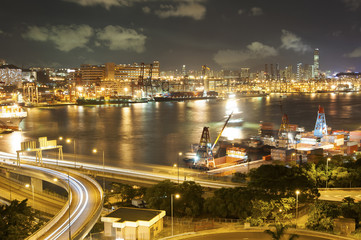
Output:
[182, 65, 186, 76]
[296, 63, 302, 81]
[313, 48, 319, 79]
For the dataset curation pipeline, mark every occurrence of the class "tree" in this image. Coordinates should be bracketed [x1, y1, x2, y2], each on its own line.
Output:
[0, 199, 44, 240]
[264, 224, 298, 240]
[248, 164, 319, 200]
[144, 180, 178, 214]
[204, 187, 255, 219]
[109, 183, 145, 207]
[177, 181, 204, 217]
[306, 202, 340, 232]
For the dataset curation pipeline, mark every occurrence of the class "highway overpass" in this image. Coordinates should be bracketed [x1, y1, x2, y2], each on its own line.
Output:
[0, 162, 103, 240]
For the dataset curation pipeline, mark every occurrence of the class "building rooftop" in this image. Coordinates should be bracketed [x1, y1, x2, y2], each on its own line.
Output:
[105, 207, 163, 222]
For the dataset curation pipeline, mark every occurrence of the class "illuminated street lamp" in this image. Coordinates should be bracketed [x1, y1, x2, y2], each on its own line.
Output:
[326, 157, 331, 189]
[295, 190, 300, 229]
[66, 139, 76, 168]
[171, 193, 180, 236]
[93, 148, 105, 192]
[59, 137, 77, 168]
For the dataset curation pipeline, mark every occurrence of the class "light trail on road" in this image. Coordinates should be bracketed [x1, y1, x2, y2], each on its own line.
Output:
[0, 160, 104, 240]
[0, 151, 239, 189]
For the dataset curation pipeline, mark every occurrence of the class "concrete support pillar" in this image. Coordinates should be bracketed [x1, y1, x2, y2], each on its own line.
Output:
[31, 177, 43, 193]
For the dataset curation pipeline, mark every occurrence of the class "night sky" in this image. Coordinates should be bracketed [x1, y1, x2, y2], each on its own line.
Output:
[0, 0, 360, 72]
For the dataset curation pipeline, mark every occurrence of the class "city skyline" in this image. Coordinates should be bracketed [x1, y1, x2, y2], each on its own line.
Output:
[0, 0, 361, 72]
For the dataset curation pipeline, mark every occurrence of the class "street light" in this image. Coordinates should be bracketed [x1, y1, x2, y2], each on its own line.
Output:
[66, 139, 76, 168]
[178, 152, 182, 184]
[92, 149, 105, 192]
[59, 137, 77, 168]
[326, 157, 331, 189]
[171, 193, 180, 236]
[25, 183, 35, 209]
[295, 190, 300, 229]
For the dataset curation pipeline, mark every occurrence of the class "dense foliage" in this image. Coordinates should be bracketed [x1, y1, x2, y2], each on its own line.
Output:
[0, 199, 44, 240]
[144, 180, 204, 217]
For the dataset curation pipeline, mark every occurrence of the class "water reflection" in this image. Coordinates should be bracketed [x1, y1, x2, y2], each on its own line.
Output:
[0, 94, 360, 168]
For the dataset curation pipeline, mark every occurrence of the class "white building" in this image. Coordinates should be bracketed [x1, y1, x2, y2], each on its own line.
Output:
[101, 207, 166, 240]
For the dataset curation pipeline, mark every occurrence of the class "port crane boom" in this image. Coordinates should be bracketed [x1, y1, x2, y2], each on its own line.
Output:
[207, 111, 233, 168]
[211, 111, 233, 151]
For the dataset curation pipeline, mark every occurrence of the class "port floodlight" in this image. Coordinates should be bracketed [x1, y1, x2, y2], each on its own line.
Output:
[59, 136, 63, 140]
[66, 139, 71, 143]
[296, 190, 300, 195]
[175, 194, 180, 199]
[93, 149, 97, 153]
[327, 157, 331, 161]
[25, 184, 30, 188]
[53, 178, 58, 182]
[179, 152, 182, 156]
[173, 164, 177, 167]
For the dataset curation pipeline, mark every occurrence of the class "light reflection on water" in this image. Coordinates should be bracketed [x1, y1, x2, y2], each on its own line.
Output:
[0, 93, 361, 168]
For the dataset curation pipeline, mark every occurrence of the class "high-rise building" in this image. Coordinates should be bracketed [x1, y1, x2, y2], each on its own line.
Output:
[313, 48, 319, 79]
[296, 63, 303, 81]
[265, 64, 269, 80]
[284, 65, 293, 80]
[276, 64, 280, 81]
[240, 68, 250, 80]
[182, 65, 186, 76]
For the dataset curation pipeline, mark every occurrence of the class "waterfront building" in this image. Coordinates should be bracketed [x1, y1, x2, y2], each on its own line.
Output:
[0, 64, 22, 86]
[78, 61, 160, 96]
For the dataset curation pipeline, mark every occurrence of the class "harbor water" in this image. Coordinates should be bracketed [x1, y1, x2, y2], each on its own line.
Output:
[1, 92, 361, 169]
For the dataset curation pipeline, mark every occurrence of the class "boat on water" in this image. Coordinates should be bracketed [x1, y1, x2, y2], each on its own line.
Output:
[154, 91, 218, 102]
[0, 103, 27, 131]
[229, 91, 269, 98]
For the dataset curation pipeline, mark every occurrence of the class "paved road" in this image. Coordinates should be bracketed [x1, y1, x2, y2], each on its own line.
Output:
[319, 188, 361, 202]
[178, 230, 351, 240]
[0, 163, 103, 240]
[0, 174, 65, 215]
[1, 151, 241, 189]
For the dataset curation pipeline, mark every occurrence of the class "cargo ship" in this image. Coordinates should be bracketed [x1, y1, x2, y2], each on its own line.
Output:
[0, 103, 27, 131]
[154, 91, 218, 102]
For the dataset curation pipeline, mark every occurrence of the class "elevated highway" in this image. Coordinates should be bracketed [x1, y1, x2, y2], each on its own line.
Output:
[0, 162, 103, 240]
[1, 151, 241, 189]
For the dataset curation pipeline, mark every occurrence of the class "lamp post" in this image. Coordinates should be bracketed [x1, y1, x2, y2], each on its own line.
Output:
[326, 157, 331, 189]
[171, 193, 180, 236]
[93, 149, 105, 191]
[295, 190, 300, 229]
[59, 137, 77, 168]
[66, 139, 76, 168]
[25, 183, 35, 209]
[178, 152, 182, 184]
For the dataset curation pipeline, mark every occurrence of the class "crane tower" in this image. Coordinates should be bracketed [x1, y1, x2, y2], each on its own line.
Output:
[314, 105, 327, 138]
